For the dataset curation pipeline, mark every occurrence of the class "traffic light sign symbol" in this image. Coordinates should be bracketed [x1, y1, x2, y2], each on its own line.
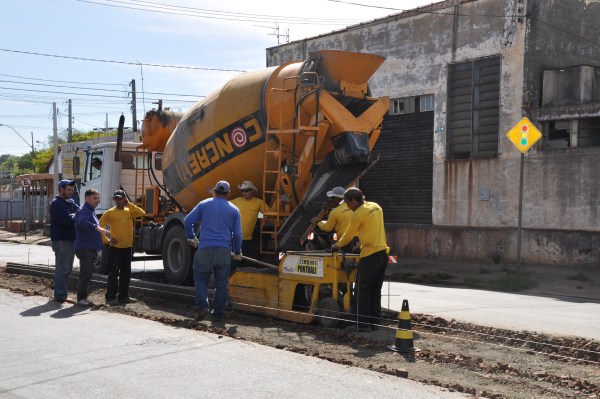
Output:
[521, 125, 528, 146]
[506, 117, 542, 153]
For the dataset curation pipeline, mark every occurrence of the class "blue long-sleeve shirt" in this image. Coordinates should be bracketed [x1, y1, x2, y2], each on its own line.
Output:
[75, 202, 102, 251]
[49, 196, 79, 241]
[184, 197, 242, 253]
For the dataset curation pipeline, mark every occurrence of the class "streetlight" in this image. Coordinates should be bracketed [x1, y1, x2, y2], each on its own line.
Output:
[0, 123, 36, 172]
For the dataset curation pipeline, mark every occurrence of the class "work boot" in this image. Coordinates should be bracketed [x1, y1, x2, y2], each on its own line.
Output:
[76, 298, 94, 307]
[194, 308, 210, 321]
[107, 298, 119, 306]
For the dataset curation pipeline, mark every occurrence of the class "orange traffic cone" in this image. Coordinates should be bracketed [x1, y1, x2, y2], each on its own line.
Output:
[389, 299, 419, 353]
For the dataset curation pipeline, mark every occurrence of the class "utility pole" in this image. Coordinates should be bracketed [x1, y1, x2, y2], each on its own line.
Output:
[30, 131, 35, 173]
[53, 102, 59, 191]
[67, 99, 72, 142]
[130, 79, 137, 132]
[106, 113, 109, 132]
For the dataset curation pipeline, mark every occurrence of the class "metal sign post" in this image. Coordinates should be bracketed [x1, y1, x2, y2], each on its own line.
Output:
[506, 117, 542, 271]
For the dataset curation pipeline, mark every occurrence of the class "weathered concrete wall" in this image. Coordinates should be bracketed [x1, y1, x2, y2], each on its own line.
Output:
[524, 0, 600, 109]
[386, 224, 600, 265]
[266, 0, 600, 265]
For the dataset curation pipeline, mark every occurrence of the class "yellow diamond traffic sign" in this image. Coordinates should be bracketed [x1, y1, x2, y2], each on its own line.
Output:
[506, 117, 542, 153]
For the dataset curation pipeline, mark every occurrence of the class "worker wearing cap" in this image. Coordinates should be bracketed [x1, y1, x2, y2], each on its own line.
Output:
[184, 180, 242, 322]
[49, 179, 79, 303]
[99, 190, 145, 306]
[310, 186, 356, 251]
[74, 189, 110, 306]
[332, 187, 389, 332]
[230, 180, 271, 271]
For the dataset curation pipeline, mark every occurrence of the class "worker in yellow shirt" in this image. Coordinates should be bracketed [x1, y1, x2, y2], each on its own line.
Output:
[332, 187, 389, 332]
[310, 186, 356, 252]
[99, 190, 145, 306]
[230, 181, 271, 271]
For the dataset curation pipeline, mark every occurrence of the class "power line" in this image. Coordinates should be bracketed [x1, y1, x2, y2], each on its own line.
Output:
[0, 48, 246, 72]
[533, 16, 600, 48]
[77, 0, 362, 25]
[0, 78, 203, 98]
[327, 0, 399, 11]
[0, 72, 126, 86]
[0, 86, 199, 105]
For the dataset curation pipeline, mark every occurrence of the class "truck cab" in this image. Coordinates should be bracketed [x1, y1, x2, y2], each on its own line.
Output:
[79, 141, 164, 214]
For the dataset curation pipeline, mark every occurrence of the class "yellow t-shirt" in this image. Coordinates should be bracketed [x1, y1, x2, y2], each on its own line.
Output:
[98, 203, 145, 248]
[230, 196, 270, 240]
[336, 201, 389, 258]
[317, 202, 352, 235]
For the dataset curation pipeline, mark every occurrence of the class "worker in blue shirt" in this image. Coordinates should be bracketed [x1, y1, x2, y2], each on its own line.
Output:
[49, 179, 79, 302]
[74, 189, 109, 306]
[184, 180, 242, 322]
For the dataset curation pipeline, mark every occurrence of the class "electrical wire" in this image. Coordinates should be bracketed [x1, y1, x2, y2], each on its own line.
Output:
[0, 48, 246, 72]
[0, 78, 203, 98]
[77, 0, 363, 25]
[0, 72, 126, 86]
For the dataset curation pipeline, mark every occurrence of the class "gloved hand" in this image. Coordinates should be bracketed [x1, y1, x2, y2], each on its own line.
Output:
[310, 216, 320, 224]
[231, 252, 243, 261]
[331, 243, 339, 252]
[187, 238, 199, 248]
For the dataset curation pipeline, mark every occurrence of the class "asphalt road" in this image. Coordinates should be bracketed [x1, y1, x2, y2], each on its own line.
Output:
[2, 241, 599, 340]
[0, 289, 467, 399]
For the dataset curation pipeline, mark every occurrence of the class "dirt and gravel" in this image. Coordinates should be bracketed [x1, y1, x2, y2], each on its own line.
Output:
[2, 266, 599, 399]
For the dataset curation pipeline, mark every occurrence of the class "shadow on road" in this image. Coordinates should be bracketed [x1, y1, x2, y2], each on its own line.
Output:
[19, 300, 63, 317]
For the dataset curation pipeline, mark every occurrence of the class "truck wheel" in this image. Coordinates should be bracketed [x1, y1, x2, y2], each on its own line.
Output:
[93, 244, 109, 274]
[317, 297, 340, 328]
[162, 225, 193, 285]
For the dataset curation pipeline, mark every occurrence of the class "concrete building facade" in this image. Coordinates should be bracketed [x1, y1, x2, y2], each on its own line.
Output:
[266, 0, 600, 266]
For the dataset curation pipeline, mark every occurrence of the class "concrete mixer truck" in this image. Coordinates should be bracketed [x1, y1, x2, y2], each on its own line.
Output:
[77, 50, 390, 326]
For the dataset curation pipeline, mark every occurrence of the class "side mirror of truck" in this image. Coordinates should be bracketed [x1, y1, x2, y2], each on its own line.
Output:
[73, 156, 80, 176]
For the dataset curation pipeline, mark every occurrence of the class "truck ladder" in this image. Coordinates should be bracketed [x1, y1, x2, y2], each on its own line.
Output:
[260, 74, 321, 254]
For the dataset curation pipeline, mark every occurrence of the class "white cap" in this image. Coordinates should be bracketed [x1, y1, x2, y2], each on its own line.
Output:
[326, 187, 345, 198]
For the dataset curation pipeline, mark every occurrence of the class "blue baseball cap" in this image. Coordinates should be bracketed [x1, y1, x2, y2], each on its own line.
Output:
[214, 180, 230, 193]
[58, 179, 75, 188]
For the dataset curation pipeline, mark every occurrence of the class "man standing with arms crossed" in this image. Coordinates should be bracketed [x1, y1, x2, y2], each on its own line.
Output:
[332, 187, 389, 332]
[99, 190, 145, 306]
[49, 179, 79, 303]
[184, 180, 242, 322]
[230, 180, 270, 271]
[74, 189, 109, 306]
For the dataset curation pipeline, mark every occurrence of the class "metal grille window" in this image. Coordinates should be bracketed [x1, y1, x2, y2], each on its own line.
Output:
[447, 56, 500, 159]
[544, 118, 600, 149]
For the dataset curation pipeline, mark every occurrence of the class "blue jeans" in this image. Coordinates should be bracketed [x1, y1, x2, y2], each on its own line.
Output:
[52, 240, 75, 300]
[193, 246, 231, 316]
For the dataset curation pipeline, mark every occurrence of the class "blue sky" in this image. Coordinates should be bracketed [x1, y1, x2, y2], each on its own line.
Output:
[0, 0, 430, 155]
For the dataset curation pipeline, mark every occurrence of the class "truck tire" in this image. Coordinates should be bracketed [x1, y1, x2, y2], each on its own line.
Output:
[93, 244, 110, 274]
[162, 225, 193, 285]
[317, 297, 340, 328]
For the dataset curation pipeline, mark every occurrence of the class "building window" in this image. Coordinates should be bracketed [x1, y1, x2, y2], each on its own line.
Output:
[447, 56, 501, 159]
[419, 94, 434, 112]
[544, 117, 600, 149]
[546, 120, 571, 149]
[389, 95, 433, 115]
[578, 118, 600, 147]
